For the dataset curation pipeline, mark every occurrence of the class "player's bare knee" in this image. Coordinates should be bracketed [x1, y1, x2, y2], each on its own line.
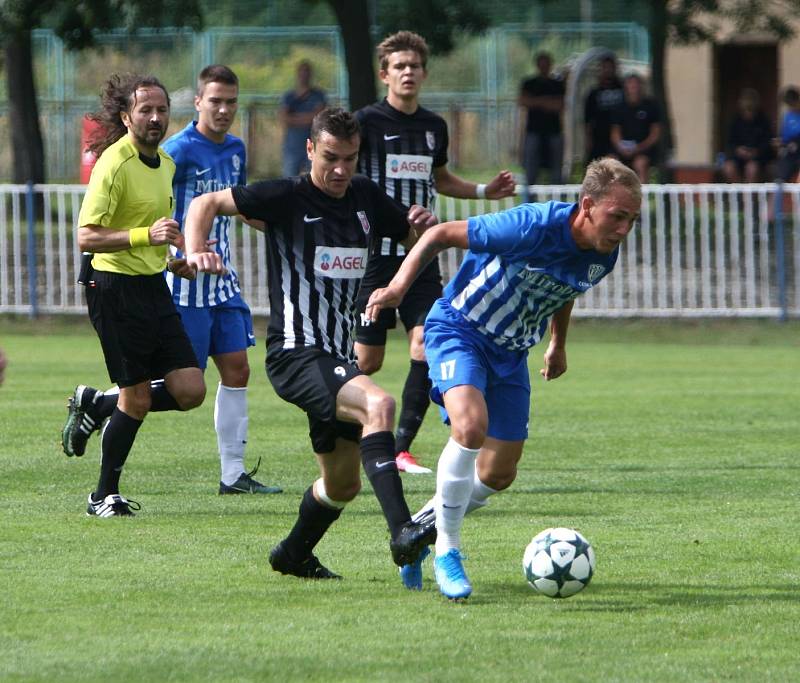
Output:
[358, 356, 383, 375]
[483, 468, 517, 491]
[327, 478, 361, 502]
[365, 390, 395, 430]
[177, 381, 206, 410]
[451, 424, 486, 450]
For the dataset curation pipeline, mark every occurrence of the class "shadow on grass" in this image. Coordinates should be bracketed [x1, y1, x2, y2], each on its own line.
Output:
[470, 579, 799, 610]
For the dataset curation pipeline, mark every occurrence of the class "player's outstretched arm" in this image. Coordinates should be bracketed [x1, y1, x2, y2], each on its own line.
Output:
[540, 300, 574, 381]
[366, 220, 468, 322]
[184, 189, 238, 274]
[432, 166, 516, 200]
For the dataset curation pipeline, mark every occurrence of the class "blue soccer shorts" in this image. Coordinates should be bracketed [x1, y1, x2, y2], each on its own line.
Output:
[176, 293, 256, 370]
[423, 299, 531, 442]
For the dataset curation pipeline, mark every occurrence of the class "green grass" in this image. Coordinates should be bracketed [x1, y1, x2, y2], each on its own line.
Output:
[1, 318, 799, 682]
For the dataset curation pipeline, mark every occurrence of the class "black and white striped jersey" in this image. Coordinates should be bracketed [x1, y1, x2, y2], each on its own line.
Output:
[356, 99, 448, 256]
[231, 175, 409, 362]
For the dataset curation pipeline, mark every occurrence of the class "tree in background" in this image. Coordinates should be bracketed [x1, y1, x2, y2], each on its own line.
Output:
[316, 0, 491, 110]
[0, 0, 203, 184]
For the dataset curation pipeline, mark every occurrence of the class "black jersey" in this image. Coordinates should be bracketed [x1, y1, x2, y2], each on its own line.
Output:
[356, 99, 448, 256]
[231, 175, 409, 362]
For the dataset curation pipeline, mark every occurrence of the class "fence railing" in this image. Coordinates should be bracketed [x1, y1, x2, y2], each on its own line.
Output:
[1, 183, 797, 319]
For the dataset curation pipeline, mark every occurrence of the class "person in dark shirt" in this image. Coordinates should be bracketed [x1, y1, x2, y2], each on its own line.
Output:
[722, 88, 773, 183]
[518, 52, 565, 185]
[279, 60, 328, 176]
[610, 73, 662, 182]
[584, 54, 624, 163]
[184, 108, 437, 580]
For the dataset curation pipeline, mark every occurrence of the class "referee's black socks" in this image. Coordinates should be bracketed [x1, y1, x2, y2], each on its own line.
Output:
[395, 359, 432, 454]
[361, 431, 411, 537]
[283, 486, 343, 561]
[94, 408, 142, 499]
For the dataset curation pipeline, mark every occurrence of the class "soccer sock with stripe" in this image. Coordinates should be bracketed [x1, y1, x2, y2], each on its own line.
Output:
[361, 430, 411, 537]
[94, 408, 142, 499]
[282, 485, 344, 561]
[413, 464, 499, 520]
[214, 383, 248, 485]
[434, 438, 480, 555]
[395, 359, 432, 454]
[97, 380, 179, 415]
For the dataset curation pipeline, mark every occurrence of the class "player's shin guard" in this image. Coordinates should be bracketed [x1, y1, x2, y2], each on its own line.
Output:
[361, 431, 411, 537]
[95, 408, 142, 499]
[395, 359, 432, 454]
[434, 438, 480, 555]
[215, 383, 247, 485]
[282, 484, 344, 560]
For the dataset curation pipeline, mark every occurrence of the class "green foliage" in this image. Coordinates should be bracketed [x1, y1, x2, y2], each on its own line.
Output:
[1, 319, 799, 681]
[376, 0, 490, 54]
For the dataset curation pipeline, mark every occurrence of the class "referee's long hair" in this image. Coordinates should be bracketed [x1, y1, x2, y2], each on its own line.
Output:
[87, 73, 170, 157]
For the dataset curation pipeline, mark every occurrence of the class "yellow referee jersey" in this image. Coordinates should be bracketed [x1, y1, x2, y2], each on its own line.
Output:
[79, 135, 176, 276]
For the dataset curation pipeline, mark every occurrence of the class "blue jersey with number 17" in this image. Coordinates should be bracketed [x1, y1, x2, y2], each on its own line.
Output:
[445, 201, 618, 351]
[163, 121, 247, 308]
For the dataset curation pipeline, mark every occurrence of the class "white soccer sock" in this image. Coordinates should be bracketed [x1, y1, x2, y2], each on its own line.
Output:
[434, 438, 480, 555]
[466, 471, 498, 514]
[215, 383, 248, 486]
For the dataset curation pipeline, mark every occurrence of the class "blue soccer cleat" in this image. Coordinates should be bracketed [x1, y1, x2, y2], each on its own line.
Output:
[399, 545, 430, 590]
[434, 548, 472, 600]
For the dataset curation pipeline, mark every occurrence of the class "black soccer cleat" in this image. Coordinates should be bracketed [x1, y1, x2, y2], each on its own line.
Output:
[219, 458, 282, 494]
[390, 514, 438, 567]
[86, 493, 141, 518]
[268, 543, 342, 580]
[61, 385, 105, 457]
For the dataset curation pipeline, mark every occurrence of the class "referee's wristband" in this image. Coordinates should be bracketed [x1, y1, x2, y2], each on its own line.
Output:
[475, 183, 487, 199]
[129, 227, 151, 248]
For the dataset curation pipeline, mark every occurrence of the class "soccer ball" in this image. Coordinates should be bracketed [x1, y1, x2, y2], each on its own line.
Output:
[523, 527, 596, 598]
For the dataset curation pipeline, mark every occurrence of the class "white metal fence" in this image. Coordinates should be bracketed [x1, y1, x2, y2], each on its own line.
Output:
[1, 183, 797, 319]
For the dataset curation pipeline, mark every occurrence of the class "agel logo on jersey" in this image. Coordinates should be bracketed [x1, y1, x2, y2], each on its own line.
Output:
[314, 247, 368, 279]
[385, 154, 432, 180]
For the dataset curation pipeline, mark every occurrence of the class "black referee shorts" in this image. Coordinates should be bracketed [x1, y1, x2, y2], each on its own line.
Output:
[266, 346, 363, 453]
[87, 271, 198, 388]
[355, 255, 443, 346]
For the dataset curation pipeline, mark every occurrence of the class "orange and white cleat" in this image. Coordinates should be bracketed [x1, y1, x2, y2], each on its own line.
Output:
[395, 451, 432, 474]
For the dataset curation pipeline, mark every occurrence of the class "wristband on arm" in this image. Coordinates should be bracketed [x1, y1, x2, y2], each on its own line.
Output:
[475, 183, 487, 199]
[129, 227, 151, 248]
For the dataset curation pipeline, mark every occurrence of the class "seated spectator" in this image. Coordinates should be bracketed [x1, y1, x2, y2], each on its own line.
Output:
[722, 88, 773, 183]
[584, 54, 624, 164]
[610, 73, 662, 182]
[777, 86, 800, 183]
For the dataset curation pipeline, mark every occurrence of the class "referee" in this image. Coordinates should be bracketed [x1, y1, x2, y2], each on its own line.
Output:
[66, 74, 205, 517]
[184, 108, 437, 579]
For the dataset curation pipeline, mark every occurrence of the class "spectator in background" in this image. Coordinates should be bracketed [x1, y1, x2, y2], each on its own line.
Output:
[610, 73, 662, 183]
[518, 52, 565, 185]
[584, 54, 624, 164]
[279, 60, 327, 176]
[722, 88, 773, 183]
[776, 86, 800, 183]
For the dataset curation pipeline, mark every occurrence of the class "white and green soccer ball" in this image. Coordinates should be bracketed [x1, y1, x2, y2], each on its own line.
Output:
[523, 527, 596, 598]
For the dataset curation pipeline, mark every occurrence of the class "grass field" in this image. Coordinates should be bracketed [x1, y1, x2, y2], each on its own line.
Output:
[1, 317, 798, 682]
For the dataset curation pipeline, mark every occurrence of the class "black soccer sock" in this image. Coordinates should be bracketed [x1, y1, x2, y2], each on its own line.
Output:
[282, 486, 343, 561]
[95, 408, 142, 499]
[395, 359, 432, 454]
[148, 380, 181, 412]
[361, 431, 411, 537]
[95, 393, 118, 420]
